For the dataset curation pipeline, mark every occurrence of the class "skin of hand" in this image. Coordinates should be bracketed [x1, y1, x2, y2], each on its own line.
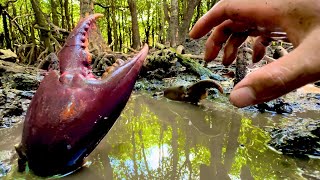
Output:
[189, 0, 320, 107]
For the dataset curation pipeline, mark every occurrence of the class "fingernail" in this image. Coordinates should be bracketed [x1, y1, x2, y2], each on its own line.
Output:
[230, 87, 256, 107]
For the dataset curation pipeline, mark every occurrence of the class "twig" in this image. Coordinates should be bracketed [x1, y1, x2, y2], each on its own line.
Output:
[34, 24, 70, 35]
[124, 46, 139, 53]
[49, 22, 70, 35]
[49, 34, 62, 50]
[17, 43, 33, 55]
[183, 54, 204, 60]
[11, 13, 33, 22]
[28, 45, 35, 65]
[108, 40, 114, 48]
[94, 2, 128, 9]
[3, 10, 27, 36]
[37, 47, 49, 63]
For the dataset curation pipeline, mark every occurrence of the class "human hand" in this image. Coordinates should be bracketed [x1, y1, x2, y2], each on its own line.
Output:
[189, 0, 320, 107]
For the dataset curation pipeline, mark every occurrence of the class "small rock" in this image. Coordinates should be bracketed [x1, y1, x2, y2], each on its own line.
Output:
[0, 49, 17, 63]
[12, 73, 39, 91]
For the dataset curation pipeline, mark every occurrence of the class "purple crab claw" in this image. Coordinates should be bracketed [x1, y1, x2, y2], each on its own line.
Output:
[15, 14, 149, 177]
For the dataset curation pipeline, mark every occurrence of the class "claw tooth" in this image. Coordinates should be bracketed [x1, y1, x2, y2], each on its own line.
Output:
[80, 30, 86, 36]
[115, 59, 125, 65]
[84, 24, 90, 31]
[58, 14, 104, 74]
[106, 66, 114, 73]
[101, 66, 114, 79]
[80, 37, 86, 43]
[101, 59, 125, 79]
[87, 53, 92, 64]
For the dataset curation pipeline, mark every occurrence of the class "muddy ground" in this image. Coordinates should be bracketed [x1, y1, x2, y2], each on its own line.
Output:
[0, 37, 319, 176]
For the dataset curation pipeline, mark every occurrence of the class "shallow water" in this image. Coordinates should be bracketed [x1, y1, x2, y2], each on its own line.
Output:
[1, 92, 320, 179]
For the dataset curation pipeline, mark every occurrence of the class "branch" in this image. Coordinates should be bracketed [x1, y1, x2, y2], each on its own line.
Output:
[3, 10, 27, 36]
[49, 34, 62, 50]
[94, 2, 110, 9]
[34, 24, 69, 35]
[94, 2, 128, 9]
[124, 46, 139, 53]
[3, 0, 18, 8]
[49, 22, 70, 35]
[163, 0, 170, 22]
[183, 54, 204, 59]
[37, 47, 49, 62]
[138, 130, 152, 178]
[11, 13, 33, 22]
[7, 0, 17, 4]
[17, 43, 33, 55]
[26, 45, 35, 65]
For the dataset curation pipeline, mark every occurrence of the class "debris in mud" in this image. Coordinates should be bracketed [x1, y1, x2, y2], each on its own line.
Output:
[255, 99, 293, 114]
[143, 44, 225, 81]
[136, 43, 228, 97]
[11, 74, 39, 91]
[134, 78, 166, 92]
[0, 60, 39, 128]
[266, 119, 320, 158]
[0, 161, 10, 178]
[0, 89, 32, 128]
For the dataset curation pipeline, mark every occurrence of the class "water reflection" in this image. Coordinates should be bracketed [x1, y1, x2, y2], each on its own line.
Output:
[2, 93, 320, 179]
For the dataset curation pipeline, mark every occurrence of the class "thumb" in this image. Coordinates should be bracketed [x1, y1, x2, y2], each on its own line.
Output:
[230, 30, 320, 107]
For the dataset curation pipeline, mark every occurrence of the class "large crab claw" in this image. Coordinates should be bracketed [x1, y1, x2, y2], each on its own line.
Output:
[16, 14, 149, 177]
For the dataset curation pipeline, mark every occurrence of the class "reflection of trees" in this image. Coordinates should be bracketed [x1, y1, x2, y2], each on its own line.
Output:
[229, 118, 303, 179]
[180, 123, 192, 179]
[104, 95, 310, 180]
[132, 125, 138, 179]
[138, 129, 151, 178]
[170, 116, 178, 180]
[106, 96, 211, 179]
[200, 109, 240, 180]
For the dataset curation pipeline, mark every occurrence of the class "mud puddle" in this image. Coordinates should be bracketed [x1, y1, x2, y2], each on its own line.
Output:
[1, 92, 320, 179]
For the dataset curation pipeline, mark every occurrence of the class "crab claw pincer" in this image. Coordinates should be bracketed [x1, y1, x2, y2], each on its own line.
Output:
[16, 14, 149, 176]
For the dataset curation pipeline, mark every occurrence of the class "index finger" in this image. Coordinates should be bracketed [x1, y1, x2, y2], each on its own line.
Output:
[189, 1, 226, 39]
[189, 0, 282, 39]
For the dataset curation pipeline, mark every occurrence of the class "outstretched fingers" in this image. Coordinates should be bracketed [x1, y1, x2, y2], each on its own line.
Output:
[229, 31, 320, 107]
[204, 20, 250, 62]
